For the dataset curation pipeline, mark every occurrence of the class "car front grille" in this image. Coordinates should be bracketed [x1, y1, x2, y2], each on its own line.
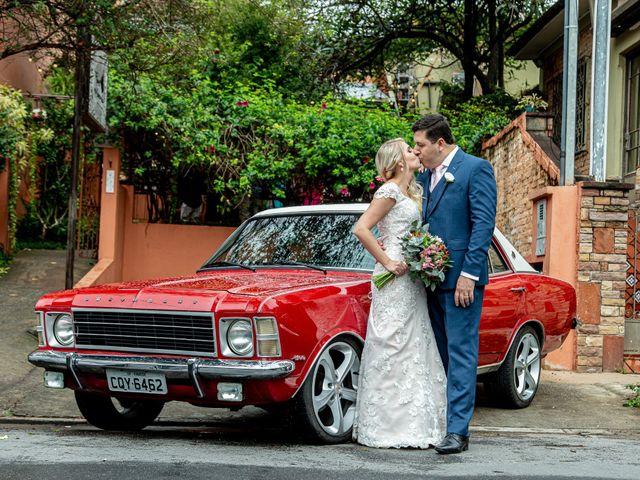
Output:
[73, 309, 216, 356]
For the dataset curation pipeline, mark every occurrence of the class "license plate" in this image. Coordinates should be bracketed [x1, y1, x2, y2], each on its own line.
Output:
[106, 369, 167, 395]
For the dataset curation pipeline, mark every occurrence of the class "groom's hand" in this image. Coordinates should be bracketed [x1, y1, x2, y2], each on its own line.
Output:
[454, 276, 476, 308]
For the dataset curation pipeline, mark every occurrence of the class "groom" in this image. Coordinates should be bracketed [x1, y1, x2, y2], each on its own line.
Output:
[413, 114, 496, 454]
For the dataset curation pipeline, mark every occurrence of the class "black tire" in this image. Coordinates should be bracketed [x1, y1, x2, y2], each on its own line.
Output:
[290, 336, 362, 444]
[75, 391, 164, 431]
[484, 326, 542, 408]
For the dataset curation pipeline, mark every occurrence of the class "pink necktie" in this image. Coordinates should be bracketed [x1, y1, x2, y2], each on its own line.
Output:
[430, 165, 446, 192]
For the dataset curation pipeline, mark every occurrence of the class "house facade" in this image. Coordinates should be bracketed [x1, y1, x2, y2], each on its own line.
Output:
[482, 0, 640, 372]
[390, 52, 539, 113]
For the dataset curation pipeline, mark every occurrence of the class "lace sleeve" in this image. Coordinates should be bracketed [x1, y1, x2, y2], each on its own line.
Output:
[374, 182, 401, 202]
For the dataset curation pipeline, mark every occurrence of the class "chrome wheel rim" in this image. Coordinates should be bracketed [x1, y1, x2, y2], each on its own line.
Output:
[311, 341, 360, 437]
[514, 332, 541, 401]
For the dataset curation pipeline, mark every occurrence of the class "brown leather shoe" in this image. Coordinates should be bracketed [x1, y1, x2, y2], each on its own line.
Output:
[434, 433, 469, 454]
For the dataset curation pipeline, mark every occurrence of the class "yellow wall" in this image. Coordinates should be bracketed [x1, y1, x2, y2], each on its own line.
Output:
[607, 27, 640, 180]
[389, 52, 539, 114]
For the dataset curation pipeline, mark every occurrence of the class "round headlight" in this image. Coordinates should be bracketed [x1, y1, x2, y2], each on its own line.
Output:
[227, 319, 253, 356]
[53, 314, 74, 346]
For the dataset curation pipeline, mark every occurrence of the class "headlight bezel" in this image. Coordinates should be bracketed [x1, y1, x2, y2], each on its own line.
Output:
[44, 312, 75, 348]
[219, 317, 254, 357]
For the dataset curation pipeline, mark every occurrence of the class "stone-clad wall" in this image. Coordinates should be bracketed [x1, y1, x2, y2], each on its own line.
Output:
[576, 182, 631, 372]
[482, 114, 559, 259]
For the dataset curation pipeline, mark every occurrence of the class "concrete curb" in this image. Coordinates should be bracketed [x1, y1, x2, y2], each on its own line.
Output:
[1, 416, 638, 438]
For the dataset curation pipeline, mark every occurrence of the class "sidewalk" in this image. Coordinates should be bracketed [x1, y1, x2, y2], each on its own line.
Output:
[1, 249, 639, 435]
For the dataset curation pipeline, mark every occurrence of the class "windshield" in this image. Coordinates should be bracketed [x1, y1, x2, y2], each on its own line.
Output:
[202, 213, 375, 271]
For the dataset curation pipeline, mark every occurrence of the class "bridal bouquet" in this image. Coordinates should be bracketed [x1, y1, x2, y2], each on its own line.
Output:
[373, 221, 453, 291]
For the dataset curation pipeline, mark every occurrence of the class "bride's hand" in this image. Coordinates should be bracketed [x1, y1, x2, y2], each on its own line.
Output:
[384, 259, 408, 276]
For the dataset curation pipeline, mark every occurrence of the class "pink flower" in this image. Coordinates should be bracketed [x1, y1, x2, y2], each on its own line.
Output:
[208, 146, 215, 153]
[340, 186, 350, 197]
[235, 100, 249, 108]
[362, 156, 370, 164]
[375, 175, 384, 183]
[321, 102, 327, 109]
[369, 182, 376, 190]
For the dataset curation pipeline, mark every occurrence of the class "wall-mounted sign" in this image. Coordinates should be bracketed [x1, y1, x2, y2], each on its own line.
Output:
[106, 169, 115, 193]
[84, 50, 108, 133]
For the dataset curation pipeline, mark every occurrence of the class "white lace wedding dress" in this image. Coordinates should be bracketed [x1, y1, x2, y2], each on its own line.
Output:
[352, 181, 447, 448]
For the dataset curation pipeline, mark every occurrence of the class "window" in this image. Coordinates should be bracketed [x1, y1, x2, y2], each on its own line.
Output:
[551, 57, 589, 152]
[624, 51, 640, 175]
[204, 213, 375, 271]
[488, 243, 510, 275]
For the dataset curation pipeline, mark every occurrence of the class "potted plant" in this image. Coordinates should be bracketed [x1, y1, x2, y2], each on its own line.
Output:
[517, 93, 548, 113]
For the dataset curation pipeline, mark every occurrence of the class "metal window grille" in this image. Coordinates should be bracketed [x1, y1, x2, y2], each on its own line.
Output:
[535, 199, 547, 256]
[625, 210, 640, 354]
[550, 57, 588, 150]
[624, 51, 640, 174]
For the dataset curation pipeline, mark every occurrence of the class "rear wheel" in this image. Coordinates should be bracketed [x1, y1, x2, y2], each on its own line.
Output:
[291, 337, 362, 444]
[484, 326, 541, 408]
[75, 391, 164, 431]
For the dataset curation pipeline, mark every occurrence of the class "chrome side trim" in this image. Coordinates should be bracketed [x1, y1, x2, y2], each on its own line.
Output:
[477, 362, 502, 375]
[28, 350, 295, 381]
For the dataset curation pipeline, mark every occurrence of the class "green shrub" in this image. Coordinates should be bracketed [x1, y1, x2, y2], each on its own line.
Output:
[439, 83, 518, 156]
[624, 383, 640, 408]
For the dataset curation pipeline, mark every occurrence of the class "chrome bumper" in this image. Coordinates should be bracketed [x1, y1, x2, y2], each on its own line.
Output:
[28, 350, 295, 397]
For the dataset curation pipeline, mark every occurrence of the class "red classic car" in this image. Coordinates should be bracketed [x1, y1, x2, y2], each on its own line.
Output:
[28, 204, 576, 443]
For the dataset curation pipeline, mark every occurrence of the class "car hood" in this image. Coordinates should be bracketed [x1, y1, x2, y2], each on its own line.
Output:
[137, 270, 367, 295]
[38, 269, 368, 311]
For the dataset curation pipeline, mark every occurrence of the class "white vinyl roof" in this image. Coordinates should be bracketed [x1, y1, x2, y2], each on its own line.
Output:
[254, 203, 536, 273]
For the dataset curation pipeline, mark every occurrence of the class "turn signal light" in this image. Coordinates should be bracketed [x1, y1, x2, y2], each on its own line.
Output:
[254, 317, 281, 357]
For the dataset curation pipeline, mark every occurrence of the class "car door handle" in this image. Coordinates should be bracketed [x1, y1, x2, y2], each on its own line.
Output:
[510, 287, 526, 292]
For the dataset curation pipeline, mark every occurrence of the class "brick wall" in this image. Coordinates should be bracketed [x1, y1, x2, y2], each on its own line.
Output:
[482, 114, 559, 258]
[576, 182, 631, 372]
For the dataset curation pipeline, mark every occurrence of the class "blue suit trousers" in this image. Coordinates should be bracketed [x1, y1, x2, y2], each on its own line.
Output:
[427, 286, 485, 437]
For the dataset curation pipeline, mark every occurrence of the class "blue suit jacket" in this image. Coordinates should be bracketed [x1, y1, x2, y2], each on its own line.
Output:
[418, 149, 497, 290]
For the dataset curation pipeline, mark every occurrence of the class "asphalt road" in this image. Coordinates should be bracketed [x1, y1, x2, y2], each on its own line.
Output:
[0, 423, 639, 479]
[2, 250, 640, 479]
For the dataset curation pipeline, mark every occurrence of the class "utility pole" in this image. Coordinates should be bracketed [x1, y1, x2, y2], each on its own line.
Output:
[560, 0, 579, 186]
[590, 0, 612, 181]
[65, 21, 89, 289]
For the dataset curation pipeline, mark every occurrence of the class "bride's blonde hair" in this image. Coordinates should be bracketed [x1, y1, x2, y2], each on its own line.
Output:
[375, 138, 423, 208]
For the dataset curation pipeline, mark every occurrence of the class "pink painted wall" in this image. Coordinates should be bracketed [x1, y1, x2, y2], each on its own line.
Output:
[0, 52, 46, 94]
[121, 185, 235, 281]
[529, 186, 579, 370]
[76, 148, 235, 287]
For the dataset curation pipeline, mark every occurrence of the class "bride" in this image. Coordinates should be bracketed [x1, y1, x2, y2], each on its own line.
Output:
[352, 138, 447, 448]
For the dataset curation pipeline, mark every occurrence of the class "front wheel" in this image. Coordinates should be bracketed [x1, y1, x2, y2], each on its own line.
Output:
[291, 336, 362, 444]
[75, 391, 164, 431]
[484, 326, 541, 408]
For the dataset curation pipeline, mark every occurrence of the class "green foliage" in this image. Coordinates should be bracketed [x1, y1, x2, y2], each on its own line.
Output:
[0, 85, 53, 252]
[109, 62, 411, 218]
[16, 94, 75, 245]
[0, 249, 10, 277]
[439, 84, 518, 155]
[624, 383, 640, 408]
[0, 85, 28, 170]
